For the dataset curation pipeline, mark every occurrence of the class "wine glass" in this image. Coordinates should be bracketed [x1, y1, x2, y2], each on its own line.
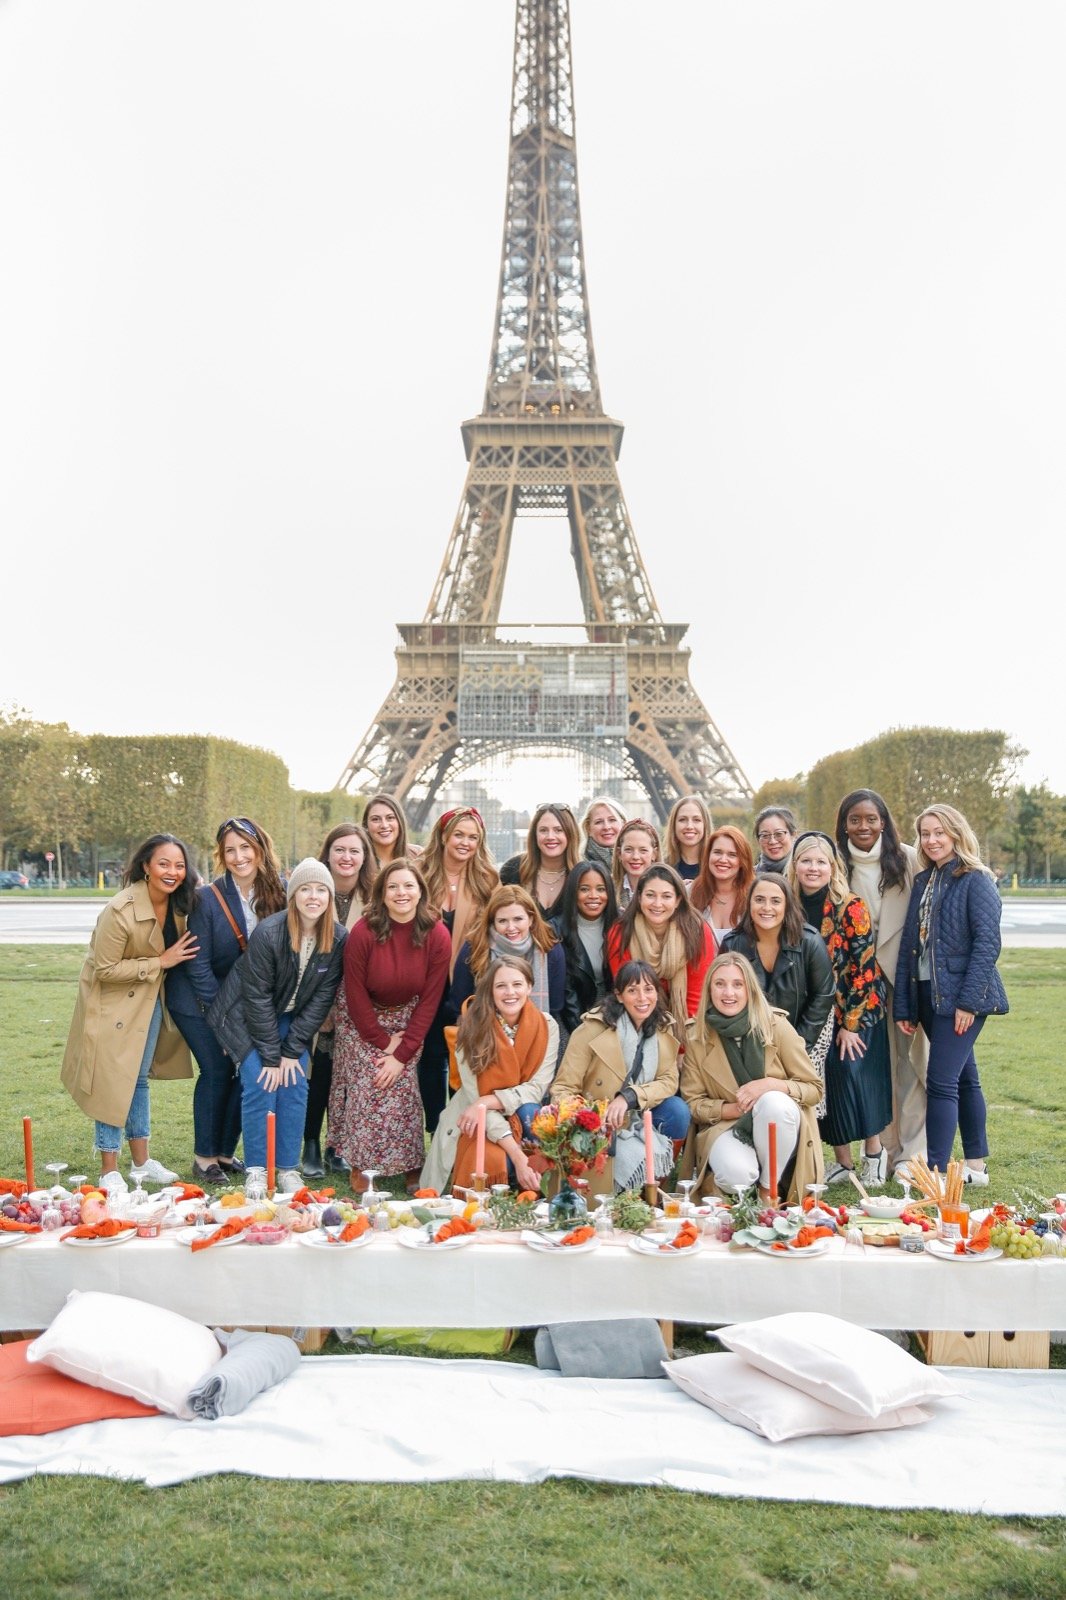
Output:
[593, 1192, 614, 1239]
[806, 1181, 827, 1220]
[362, 1168, 381, 1207]
[44, 1160, 68, 1193]
[68, 1173, 88, 1193]
[677, 1177, 696, 1218]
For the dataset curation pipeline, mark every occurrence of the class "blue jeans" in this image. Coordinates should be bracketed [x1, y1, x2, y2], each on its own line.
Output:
[516, 1094, 690, 1142]
[173, 1008, 243, 1159]
[918, 982, 988, 1170]
[95, 999, 162, 1153]
[239, 1014, 309, 1169]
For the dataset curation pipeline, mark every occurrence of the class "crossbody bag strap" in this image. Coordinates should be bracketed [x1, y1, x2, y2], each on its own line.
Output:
[210, 882, 247, 952]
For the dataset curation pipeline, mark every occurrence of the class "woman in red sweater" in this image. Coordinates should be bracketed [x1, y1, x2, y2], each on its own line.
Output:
[328, 858, 451, 1189]
[606, 864, 716, 1037]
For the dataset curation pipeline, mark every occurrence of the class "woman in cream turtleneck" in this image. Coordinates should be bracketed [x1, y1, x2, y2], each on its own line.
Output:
[834, 790, 928, 1179]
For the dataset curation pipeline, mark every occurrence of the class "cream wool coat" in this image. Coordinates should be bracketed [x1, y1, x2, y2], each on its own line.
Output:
[60, 881, 192, 1127]
[680, 1010, 824, 1202]
[551, 1013, 681, 1110]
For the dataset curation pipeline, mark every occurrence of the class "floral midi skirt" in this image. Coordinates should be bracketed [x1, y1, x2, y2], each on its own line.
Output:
[328, 992, 426, 1176]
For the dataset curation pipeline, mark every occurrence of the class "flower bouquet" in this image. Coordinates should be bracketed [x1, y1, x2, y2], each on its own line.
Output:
[530, 1096, 609, 1223]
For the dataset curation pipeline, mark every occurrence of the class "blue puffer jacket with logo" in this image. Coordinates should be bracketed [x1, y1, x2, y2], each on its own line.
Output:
[893, 861, 1009, 1021]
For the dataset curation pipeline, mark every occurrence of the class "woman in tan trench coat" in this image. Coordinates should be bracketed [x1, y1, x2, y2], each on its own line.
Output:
[61, 834, 199, 1191]
[681, 952, 824, 1203]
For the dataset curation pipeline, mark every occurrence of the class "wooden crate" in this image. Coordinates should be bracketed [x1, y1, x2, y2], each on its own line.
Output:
[220, 1325, 329, 1354]
[917, 1329, 1050, 1368]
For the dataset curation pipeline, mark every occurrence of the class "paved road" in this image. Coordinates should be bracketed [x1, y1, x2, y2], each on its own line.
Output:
[2, 897, 1065, 946]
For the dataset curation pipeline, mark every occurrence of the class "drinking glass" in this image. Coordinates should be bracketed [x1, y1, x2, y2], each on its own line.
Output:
[593, 1193, 614, 1239]
[677, 1178, 696, 1218]
[362, 1168, 381, 1206]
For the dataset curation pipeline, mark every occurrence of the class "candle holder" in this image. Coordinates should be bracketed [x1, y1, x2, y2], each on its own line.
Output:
[643, 1182, 658, 1208]
[471, 1172, 488, 1194]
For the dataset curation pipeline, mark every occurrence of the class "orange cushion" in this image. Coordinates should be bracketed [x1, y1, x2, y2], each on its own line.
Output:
[0, 1339, 161, 1436]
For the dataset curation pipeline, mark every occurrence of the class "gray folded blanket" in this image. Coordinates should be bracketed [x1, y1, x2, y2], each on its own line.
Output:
[534, 1318, 668, 1379]
[185, 1328, 301, 1420]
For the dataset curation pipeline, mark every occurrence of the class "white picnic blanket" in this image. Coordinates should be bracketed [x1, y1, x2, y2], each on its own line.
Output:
[3, 1355, 1066, 1513]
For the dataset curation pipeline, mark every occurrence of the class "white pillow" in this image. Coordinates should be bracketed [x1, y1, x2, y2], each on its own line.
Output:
[27, 1291, 221, 1419]
[715, 1313, 960, 1419]
[663, 1353, 932, 1442]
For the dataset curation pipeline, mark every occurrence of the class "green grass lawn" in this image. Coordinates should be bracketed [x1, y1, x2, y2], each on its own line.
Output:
[1, 945, 1064, 1599]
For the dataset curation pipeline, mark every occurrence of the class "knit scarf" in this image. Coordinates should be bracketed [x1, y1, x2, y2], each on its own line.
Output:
[452, 1003, 548, 1188]
[584, 839, 615, 873]
[628, 914, 690, 1026]
[846, 837, 883, 930]
[704, 1004, 764, 1148]
[489, 929, 550, 1013]
[612, 1015, 671, 1191]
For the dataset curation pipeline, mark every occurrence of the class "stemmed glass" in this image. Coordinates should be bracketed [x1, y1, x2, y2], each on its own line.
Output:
[362, 1169, 381, 1207]
[68, 1173, 88, 1193]
[44, 1160, 68, 1191]
[593, 1192, 614, 1239]
[806, 1181, 828, 1219]
[677, 1178, 696, 1219]
[128, 1168, 148, 1209]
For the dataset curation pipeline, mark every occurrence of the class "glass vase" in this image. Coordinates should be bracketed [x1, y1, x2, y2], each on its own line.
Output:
[549, 1178, 588, 1227]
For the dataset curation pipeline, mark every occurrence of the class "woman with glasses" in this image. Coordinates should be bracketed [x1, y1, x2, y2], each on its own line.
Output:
[169, 816, 286, 1184]
[663, 795, 713, 892]
[361, 793, 423, 870]
[300, 823, 377, 1179]
[612, 818, 662, 910]
[606, 864, 716, 1035]
[500, 803, 582, 919]
[415, 806, 500, 1135]
[581, 797, 627, 873]
[752, 806, 798, 875]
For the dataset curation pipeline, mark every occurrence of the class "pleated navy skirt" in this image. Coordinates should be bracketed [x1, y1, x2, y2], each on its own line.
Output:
[818, 1015, 893, 1145]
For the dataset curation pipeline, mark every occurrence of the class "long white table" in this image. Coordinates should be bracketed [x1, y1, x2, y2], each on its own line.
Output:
[4, 1230, 1065, 1333]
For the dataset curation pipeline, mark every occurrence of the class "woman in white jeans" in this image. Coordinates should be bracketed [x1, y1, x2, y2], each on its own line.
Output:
[681, 952, 824, 1202]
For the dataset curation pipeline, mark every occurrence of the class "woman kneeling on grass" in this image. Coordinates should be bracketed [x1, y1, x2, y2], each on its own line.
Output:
[207, 859, 346, 1192]
[421, 958, 557, 1195]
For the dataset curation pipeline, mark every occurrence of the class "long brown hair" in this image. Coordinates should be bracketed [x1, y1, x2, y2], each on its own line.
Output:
[362, 857, 439, 946]
[517, 803, 581, 890]
[456, 957, 535, 1076]
[662, 795, 713, 867]
[615, 864, 705, 967]
[420, 808, 499, 910]
[214, 818, 286, 917]
[467, 884, 556, 979]
[285, 888, 337, 955]
[318, 822, 377, 905]
[691, 825, 755, 921]
[361, 793, 413, 865]
[735, 873, 805, 947]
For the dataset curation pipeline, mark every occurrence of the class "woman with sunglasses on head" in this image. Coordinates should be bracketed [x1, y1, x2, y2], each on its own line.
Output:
[361, 793, 423, 870]
[894, 804, 1008, 1186]
[612, 817, 662, 910]
[581, 797, 627, 874]
[330, 858, 451, 1190]
[663, 795, 713, 892]
[720, 874, 835, 1064]
[207, 859, 346, 1193]
[500, 802, 582, 919]
[549, 859, 618, 1037]
[169, 816, 286, 1184]
[61, 834, 200, 1194]
[691, 824, 755, 941]
[415, 806, 500, 1135]
[834, 789, 928, 1179]
[421, 957, 558, 1195]
[300, 822, 377, 1179]
[606, 864, 716, 1034]
[787, 831, 892, 1189]
[752, 806, 798, 875]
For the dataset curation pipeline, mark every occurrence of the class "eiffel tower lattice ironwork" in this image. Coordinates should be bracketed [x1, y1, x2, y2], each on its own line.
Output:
[337, 0, 752, 824]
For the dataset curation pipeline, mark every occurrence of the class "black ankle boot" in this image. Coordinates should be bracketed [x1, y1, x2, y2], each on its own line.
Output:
[325, 1146, 351, 1175]
[301, 1139, 325, 1178]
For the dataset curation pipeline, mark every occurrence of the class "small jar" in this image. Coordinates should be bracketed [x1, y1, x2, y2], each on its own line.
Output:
[937, 1201, 970, 1243]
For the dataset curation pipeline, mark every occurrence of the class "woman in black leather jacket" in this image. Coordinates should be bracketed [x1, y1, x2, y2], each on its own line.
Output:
[208, 858, 346, 1190]
[721, 875, 835, 1059]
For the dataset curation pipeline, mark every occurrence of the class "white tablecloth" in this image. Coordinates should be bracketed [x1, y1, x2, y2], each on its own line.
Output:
[4, 1230, 1065, 1331]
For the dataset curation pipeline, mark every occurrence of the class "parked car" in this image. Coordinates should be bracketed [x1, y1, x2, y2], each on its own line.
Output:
[0, 871, 29, 889]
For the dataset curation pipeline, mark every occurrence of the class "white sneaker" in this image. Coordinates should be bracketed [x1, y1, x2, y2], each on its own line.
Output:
[860, 1150, 888, 1189]
[892, 1161, 915, 1185]
[98, 1170, 128, 1196]
[822, 1161, 856, 1187]
[129, 1157, 179, 1185]
[276, 1169, 303, 1193]
[963, 1164, 990, 1187]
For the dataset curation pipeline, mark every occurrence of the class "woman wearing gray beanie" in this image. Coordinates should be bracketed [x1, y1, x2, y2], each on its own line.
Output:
[208, 858, 347, 1190]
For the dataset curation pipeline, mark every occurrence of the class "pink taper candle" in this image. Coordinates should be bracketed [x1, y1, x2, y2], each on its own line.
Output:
[266, 1112, 276, 1196]
[474, 1101, 487, 1178]
[767, 1120, 778, 1205]
[643, 1108, 656, 1192]
[23, 1116, 35, 1192]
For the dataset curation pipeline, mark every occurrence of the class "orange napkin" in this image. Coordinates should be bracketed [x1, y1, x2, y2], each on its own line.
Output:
[190, 1215, 250, 1252]
[61, 1221, 137, 1241]
[0, 1178, 29, 1198]
[0, 1216, 41, 1234]
[334, 1214, 370, 1243]
[661, 1221, 699, 1251]
[432, 1217, 476, 1243]
[291, 1186, 335, 1205]
[560, 1225, 596, 1247]
[169, 1183, 206, 1202]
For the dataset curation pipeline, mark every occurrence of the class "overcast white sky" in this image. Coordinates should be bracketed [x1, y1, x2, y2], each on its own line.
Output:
[1, 1, 1063, 799]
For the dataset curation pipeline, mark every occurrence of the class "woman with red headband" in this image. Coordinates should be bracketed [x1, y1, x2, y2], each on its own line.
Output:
[416, 807, 500, 1132]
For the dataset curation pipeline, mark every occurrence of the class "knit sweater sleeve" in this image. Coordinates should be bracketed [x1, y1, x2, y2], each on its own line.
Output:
[395, 921, 452, 1065]
[343, 921, 391, 1051]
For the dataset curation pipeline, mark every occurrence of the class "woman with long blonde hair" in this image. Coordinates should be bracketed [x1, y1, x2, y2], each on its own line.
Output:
[663, 795, 713, 891]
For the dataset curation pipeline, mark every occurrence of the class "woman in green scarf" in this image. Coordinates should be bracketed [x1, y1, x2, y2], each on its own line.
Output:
[681, 953, 824, 1203]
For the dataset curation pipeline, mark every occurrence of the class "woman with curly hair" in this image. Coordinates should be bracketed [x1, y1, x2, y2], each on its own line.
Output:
[421, 957, 557, 1195]
[415, 806, 500, 1133]
[606, 863, 716, 1035]
[500, 802, 582, 918]
[691, 824, 755, 940]
[787, 831, 891, 1188]
[329, 858, 451, 1188]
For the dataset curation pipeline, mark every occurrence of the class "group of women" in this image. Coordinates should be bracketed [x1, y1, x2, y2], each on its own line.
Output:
[60, 787, 1008, 1204]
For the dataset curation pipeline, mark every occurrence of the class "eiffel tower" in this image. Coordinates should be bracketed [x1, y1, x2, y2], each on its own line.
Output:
[337, 0, 752, 825]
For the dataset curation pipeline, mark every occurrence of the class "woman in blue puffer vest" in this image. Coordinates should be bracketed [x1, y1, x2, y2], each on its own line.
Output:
[894, 804, 1008, 1183]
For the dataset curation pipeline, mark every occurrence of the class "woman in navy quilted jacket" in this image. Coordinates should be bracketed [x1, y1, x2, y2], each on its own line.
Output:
[894, 804, 1008, 1184]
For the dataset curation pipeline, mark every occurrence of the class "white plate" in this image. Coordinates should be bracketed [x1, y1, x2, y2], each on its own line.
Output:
[521, 1229, 599, 1255]
[627, 1232, 700, 1258]
[395, 1226, 476, 1251]
[0, 1230, 36, 1248]
[752, 1237, 832, 1259]
[297, 1229, 373, 1251]
[61, 1229, 138, 1248]
[170, 1226, 247, 1249]
[925, 1239, 1004, 1263]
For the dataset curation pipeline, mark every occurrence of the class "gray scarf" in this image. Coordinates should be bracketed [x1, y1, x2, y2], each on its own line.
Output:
[611, 1015, 672, 1192]
[489, 929, 550, 1014]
